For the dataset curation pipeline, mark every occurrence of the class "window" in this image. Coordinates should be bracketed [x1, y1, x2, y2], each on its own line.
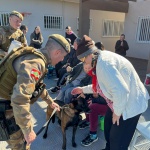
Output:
[44, 15, 63, 30]
[136, 16, 150, 43]
[77, 17, 93, 30]
[0, 12, 10, 26]
[103, 20, 124, 37]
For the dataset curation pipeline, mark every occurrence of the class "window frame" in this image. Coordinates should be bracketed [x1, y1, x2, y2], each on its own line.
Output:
[0, 12, 10, 26]
[136, 16, 150, 43]
[102, 19, 124, 38]
[43, 15, 63, 30]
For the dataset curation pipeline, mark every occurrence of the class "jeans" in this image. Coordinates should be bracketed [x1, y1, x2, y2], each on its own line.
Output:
[56, 83, 77, 104]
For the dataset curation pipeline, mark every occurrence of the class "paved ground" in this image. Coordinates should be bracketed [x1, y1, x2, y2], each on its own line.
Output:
[1, 57, 150, 150]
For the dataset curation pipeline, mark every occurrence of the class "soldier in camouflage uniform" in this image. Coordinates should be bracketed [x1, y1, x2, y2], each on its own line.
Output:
[0, 34, 70, 150]
[0, 10, 27, 61]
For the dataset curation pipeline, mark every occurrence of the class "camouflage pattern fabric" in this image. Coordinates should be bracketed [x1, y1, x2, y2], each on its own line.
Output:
[0, 25, 27, 60]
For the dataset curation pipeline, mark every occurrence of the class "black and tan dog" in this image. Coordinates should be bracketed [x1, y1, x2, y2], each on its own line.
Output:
[43, 97, 90, 150]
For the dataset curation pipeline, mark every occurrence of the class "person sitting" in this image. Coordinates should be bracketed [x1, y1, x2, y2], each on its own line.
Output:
[95, 41, 104, 50]
[73, 37, 82, 50]
[55, 62, 92, 104]
[20, 24, 28, 36]
[50, 39, 81, 93]
[79, 93, 108, 146]
[30, 26, 43, 49]
[20, 24, 28, 45]
[65, 26, 77, 45]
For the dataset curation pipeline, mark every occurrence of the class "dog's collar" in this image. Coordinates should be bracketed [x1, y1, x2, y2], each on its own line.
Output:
[61, 105, 77, 118]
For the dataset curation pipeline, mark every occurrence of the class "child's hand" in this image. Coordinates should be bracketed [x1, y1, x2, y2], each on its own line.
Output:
[66, 66, 72, 72]
[79, 93, 86, 98]
[71, 87, 83, 95]
[87, 99, 92, 106]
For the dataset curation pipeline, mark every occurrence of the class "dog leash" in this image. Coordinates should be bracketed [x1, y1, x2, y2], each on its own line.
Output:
[24, 107, 57, 149]
[36, 107, 57, 136]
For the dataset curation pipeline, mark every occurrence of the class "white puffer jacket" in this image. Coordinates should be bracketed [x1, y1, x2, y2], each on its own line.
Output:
[82, 50, 149, 120]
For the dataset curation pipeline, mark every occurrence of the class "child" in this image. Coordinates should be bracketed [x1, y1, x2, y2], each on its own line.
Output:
[79, 93, 108, 147]
[55, 62, 92, 103]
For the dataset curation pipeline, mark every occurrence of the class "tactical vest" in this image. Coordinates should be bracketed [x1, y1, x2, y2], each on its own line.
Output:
[0, 46, 47, 100]
[0, 26, 25, 52]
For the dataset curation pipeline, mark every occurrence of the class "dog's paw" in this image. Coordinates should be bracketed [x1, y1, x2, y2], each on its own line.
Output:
[72, 142, 77, 147]
[43, 133, 47, 139]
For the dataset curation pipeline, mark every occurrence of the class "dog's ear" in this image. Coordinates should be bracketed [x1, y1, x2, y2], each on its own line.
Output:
[71, 99, 78, 107]
[69, 103, 75, 109]
[77, 97, 91, 113]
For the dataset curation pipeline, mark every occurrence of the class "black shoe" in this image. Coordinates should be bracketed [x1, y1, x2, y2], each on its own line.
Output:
[79, 121, 90, 129]
[81, 134, 98, 146]
[50, 86, 60, 93]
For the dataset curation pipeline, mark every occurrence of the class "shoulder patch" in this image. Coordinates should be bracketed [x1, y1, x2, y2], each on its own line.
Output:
[30, 69, 41, 81]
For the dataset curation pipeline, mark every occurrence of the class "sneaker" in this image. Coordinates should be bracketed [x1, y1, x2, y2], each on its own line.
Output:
[81, 134, 98, 146]
[79, 121, 90, 129]
[50, 86, 60, 93]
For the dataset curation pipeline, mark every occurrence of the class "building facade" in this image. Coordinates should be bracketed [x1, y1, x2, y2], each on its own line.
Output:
[0, 0, 149, 59]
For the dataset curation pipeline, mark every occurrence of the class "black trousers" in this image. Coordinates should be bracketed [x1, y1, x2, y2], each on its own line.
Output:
[55, 62, 63, 78]
[104, 107, 141, 150]
[57, 68, 67, 86]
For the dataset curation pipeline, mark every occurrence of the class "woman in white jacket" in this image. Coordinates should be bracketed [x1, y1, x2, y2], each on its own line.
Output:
[71, 35, 149, 150]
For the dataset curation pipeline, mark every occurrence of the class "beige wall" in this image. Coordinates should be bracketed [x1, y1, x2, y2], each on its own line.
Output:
[124, 1, 150, 59]
[89, 10, 125, 52]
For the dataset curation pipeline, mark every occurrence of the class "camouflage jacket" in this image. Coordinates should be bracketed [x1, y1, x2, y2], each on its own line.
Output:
[0, 25, 27, 59]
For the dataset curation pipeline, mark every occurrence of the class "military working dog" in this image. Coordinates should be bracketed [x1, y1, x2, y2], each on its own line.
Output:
[43, 97, 90, 150]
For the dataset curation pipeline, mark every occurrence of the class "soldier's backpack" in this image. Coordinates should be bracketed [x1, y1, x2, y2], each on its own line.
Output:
[0, 46, 47, 100]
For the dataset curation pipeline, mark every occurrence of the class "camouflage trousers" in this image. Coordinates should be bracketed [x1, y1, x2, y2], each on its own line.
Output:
[6, 130, 30, 150]
[5, 110, 30, 150]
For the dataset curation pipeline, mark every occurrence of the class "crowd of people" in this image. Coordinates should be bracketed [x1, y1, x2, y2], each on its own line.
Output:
[0, 10, 149, 150]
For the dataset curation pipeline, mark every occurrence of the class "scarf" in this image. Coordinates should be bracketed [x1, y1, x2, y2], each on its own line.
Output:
[88, 67, 97, 93]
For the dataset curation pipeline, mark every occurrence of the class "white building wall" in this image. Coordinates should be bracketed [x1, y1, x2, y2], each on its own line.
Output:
[0, 0, 125, 52]
[89, 10, 125, 52]
[124, 1, 150, 59]
[0, 0, 79, 46]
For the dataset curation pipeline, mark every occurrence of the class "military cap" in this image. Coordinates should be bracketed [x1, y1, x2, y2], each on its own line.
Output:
[10, 10, 23, 21]
[49, 34, 70, 53]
